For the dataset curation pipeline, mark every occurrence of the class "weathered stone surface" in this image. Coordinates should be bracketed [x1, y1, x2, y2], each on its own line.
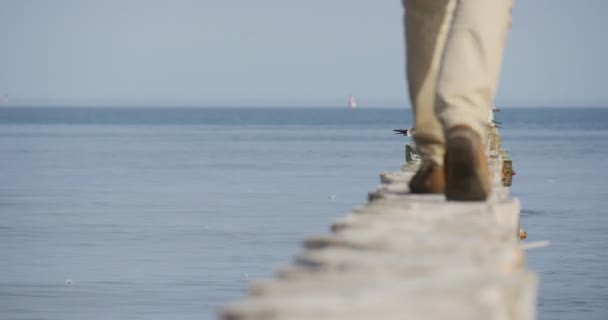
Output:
[224, 271, 537, 320]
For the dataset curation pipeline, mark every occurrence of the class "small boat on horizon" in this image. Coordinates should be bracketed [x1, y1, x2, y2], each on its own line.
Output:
[348, 95, 357, 109]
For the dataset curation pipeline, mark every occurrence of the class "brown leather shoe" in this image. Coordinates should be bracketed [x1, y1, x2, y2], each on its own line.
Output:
[409, 161, 445, 194]
[444, 125, 491, 201]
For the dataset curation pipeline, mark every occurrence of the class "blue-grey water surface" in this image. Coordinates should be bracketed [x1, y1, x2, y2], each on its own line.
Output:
[1, 107, 607, 319]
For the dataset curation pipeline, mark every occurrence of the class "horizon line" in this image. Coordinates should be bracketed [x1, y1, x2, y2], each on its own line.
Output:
[1, 104, 607, 109]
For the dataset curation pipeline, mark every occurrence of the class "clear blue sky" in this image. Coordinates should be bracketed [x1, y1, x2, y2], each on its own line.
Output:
[0, 0, 606, 107]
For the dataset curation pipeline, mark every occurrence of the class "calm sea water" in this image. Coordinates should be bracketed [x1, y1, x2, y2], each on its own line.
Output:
[1, 107, 607, 319]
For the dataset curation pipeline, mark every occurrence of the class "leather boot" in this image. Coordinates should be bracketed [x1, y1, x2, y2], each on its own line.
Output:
[409, 161, 445, 194]
[444, 125, 491, 201]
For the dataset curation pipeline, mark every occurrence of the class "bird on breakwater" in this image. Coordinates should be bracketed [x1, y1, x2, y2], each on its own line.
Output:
[393, 127, 415, 137]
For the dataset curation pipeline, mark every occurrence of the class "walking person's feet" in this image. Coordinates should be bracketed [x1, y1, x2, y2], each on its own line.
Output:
[444, 125, 491, 201]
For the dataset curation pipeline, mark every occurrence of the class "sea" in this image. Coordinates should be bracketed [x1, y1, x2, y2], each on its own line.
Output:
[1, 107, 607, 320]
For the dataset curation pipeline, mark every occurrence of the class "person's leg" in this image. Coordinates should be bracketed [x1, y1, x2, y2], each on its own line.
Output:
[435, 0, 513, 200]
[436, 0, 512, 139]
[403, 0, 456, 194]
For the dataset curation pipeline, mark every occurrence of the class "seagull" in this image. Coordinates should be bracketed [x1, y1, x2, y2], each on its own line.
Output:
[393, 127, 415, 137]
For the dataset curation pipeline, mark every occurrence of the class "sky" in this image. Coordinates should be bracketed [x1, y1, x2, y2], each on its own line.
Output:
[0, 0, 606, 107]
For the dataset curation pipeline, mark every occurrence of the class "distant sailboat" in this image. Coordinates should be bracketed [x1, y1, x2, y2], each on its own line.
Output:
[348, 95, 357, 109]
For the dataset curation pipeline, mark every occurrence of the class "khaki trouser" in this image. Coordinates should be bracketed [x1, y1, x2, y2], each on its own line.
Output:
[403, 0, 513, 166]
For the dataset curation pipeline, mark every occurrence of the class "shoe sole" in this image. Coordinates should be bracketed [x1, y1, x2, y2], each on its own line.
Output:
[445, 134, 489, 201]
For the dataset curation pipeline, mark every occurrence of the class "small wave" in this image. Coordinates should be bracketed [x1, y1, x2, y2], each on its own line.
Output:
[521, 209, 546, 216]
